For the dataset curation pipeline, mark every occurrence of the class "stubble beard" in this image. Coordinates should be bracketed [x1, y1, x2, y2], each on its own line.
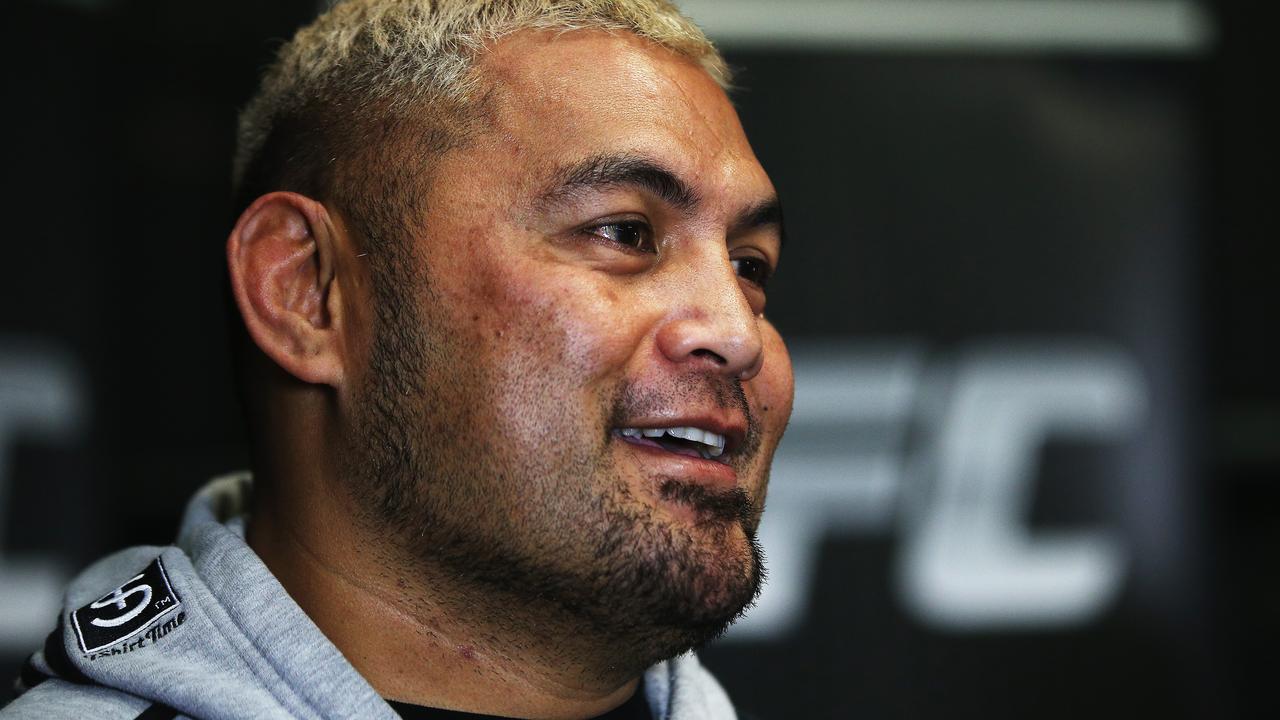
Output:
[341, 259, 766, 674]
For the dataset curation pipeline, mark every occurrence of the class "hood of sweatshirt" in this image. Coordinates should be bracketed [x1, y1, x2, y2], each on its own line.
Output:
[6, 474, 736, 720]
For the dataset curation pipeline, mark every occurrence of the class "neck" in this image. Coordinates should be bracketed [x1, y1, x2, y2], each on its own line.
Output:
[246, 476, 642, 720]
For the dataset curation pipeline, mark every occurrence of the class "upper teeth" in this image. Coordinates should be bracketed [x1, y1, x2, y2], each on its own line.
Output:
[619, 426, 727, 457]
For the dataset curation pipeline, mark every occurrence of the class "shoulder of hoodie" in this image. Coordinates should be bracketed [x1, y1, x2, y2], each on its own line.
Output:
[2, 677, 159, 719]
[2, 545, 188, 720]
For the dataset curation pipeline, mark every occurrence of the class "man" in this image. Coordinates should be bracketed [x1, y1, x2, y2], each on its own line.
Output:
[4, 0, 792, 718]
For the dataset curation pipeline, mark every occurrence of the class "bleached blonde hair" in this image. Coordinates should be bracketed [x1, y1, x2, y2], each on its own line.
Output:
[232, 0, 729, 210]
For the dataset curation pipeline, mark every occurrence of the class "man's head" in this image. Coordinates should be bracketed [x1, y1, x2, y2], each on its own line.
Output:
[227, 0, 793, 673]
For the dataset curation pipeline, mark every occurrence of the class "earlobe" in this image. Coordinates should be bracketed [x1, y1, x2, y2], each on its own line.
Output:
[227, 192, 346, 387]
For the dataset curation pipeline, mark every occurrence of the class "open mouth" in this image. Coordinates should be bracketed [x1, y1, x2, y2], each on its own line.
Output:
[616, 426, 728, 462]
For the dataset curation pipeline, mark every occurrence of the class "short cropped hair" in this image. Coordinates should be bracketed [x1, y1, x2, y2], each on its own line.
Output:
[232, 0, 730, 233]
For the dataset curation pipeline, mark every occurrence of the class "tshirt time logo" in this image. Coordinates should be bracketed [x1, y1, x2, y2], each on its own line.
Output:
[71, 557, 182, 654]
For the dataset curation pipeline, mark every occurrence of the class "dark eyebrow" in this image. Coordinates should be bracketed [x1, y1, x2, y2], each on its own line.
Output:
[730, 198, 786, 247]
[536, 153, 699, 212]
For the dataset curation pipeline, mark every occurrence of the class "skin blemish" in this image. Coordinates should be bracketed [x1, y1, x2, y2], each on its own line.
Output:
[458, 645, 477, 661]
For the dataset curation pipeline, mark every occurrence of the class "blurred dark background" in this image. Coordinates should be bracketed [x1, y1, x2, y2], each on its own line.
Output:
[1, 1, 1273, 717]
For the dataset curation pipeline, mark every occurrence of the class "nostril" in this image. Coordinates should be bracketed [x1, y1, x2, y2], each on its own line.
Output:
[690, 348, 727, 365]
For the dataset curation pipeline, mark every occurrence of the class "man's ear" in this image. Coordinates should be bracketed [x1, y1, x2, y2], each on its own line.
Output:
[227, 192, 346, 387]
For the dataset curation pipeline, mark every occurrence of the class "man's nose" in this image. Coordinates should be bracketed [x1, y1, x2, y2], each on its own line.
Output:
[654, 251, 765, 381]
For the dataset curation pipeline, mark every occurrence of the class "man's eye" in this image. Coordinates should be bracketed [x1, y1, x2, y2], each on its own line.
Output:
[732, 257, 773, 288]
[589, 221, 655, 253]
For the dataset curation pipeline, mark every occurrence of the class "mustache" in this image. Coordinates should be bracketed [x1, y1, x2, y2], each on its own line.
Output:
[607, 374, 763, 463]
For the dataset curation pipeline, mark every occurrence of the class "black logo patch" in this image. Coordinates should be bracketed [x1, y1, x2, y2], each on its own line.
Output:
[71, 557, 182, 654]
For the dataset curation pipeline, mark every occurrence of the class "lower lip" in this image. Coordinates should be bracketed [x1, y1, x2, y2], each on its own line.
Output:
[613, 433, 738, 489]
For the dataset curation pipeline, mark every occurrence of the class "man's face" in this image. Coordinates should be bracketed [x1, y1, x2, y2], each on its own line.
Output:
[343, 30, 793, 658]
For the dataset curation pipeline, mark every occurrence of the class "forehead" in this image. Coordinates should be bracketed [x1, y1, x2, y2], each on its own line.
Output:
[469, 29, 771, 202]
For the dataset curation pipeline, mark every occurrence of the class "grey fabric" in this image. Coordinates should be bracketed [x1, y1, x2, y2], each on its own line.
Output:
[5, 678, 156, 719]
[2, 474, 738, 720]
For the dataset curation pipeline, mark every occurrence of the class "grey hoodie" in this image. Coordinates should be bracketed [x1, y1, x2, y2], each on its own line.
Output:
[2, 474, 738, 720]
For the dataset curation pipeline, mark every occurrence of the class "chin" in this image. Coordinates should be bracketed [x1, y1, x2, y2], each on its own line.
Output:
[592, 502, 765, 662]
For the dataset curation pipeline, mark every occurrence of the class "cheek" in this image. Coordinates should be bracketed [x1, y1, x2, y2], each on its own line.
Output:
[490, 261, 646, 370]
[751, 322, 795, 441]
[461, 257, 651, 428]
